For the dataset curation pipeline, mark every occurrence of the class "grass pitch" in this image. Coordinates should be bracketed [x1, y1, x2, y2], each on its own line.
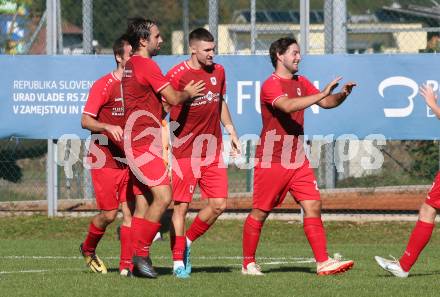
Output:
[1, 216, 440, 297]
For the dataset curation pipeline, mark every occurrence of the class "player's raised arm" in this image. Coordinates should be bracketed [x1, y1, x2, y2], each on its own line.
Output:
[273, 77, 342, 113]
[420, 84, 440, 119]
[318, 80, 356, 109]
[160, 80, 205, 106]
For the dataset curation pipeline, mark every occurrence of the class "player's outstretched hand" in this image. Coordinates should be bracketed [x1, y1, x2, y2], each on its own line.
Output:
[420, 84, 438, 107]
[184, 80, 206, 98]
[341, 82, 357, 98]
[104, 124, 123, 142]
[322, 76, 342, 96]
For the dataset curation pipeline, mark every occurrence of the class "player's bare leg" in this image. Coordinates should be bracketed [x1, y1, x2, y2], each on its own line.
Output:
[145, 185, 172, 222]
[242, 208, 269, 276]
[80, 209, 118, 274]
[299, 200, 354, 275]
[418, 202, 437, 223]
[197, 198, 227, 225]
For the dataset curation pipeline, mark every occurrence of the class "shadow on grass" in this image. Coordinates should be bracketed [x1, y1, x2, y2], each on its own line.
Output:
[265, 266, 315, 274]
[108, 266, 234, 276]
[191, 266, 234, 274]
[376, 270, 440, 278]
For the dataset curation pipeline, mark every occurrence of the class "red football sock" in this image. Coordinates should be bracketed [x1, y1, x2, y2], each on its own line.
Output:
[399, 220, 434, 272]
[242, 215, 264, 268]
[82, 223, 106, 255]
[131, 217, 161, 258]
[119, 225, 133, 271]
[303, 217, 329, 263]
[171, 235, 186, 261]
[186, 216, 211, 242]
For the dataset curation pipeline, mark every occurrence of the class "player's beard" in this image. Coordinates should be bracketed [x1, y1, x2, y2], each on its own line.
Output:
[289, 61, 299, 73]
[149, 46, 160, 57]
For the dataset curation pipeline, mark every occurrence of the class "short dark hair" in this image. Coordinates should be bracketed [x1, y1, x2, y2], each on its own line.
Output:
[269, 37, 298, 68]
[189, 27, 214, 44]
[125, 17, 156, 51]
[112, 34, 129, 65]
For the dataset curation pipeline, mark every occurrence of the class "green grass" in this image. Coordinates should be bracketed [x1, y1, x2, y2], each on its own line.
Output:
[336, 171, 433, 188]
[1, 216, 440, 296]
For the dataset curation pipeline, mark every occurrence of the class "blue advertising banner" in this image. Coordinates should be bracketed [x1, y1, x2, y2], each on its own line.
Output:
[0, 54, 439, 140]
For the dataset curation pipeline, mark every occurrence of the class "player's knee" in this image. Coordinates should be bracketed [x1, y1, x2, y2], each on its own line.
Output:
[250, 209, 269, 222]
[302, 200, 321, 217]
[102, 210, 118, 224]
[419, 202, 437, 221]
[157, 194, 172, 209]
[174, 203, 189, 217]
[162, 195, 173, 207]
[122, 213, 132, 226]
[211, 203, 226, 216]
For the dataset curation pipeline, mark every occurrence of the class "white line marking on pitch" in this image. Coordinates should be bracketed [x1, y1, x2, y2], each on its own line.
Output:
[0, 261, 314, 275]
[0, 268, 83, 274]
[0, 255, 315, 261]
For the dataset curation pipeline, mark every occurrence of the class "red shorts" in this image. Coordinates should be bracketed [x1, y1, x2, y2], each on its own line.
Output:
[425, 172, 440, 209]
[172, 157, 228, 202]
[91, 167, 134, 210]
[128, 146, 170, 195]
[253, 160, 320, 212]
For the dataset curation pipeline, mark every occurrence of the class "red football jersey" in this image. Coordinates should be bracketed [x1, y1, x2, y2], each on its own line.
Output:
[83, 72, 125, 168]
[255, 73, 319, 163]
[122, 55, 170, 148]
[167, 61, 226, 158]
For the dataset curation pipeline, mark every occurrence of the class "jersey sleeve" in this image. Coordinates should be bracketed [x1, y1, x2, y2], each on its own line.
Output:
[138, 59, 170, 93]
[83, 78, 108, 117]
[162, 65, 185, 102]
[261, 78, 287, 106]
[165, 67, 183, 91]
[298, 75, 320, 96]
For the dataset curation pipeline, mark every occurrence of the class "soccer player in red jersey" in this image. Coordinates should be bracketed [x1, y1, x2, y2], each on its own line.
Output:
[79, 35, 134, 276]
[241, 37, 356, 276]
[375, 84, 440, 277]
[165, 28, 240, 279]
[122, 18, 205, 278]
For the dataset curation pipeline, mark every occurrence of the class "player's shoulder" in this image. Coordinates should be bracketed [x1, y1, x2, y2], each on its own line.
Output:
[92, 72, 115, 89]
[296, 74, 311, 85]
[262, 73, 281, 89]
[166, 61, 188, 79]
[130, 55, 158, 67]
[213, 63, 224, 72]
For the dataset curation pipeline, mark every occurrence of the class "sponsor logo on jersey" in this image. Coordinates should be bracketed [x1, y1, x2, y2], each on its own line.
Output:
[123, 69, 132, 78]
[206, 91, 214, 101]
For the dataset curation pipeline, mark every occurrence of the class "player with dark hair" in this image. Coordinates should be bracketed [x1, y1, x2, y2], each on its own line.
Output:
[80, 35, 134, 277]
[375, 84, 440, 277]
[165, 27, 240, 278]
[241, 37, 356, 276]
[122, 18, 205, 278]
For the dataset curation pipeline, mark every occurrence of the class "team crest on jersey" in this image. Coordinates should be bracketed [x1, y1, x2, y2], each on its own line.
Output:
[297, 88, 302, 96]
[210, 77, 217, 85]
